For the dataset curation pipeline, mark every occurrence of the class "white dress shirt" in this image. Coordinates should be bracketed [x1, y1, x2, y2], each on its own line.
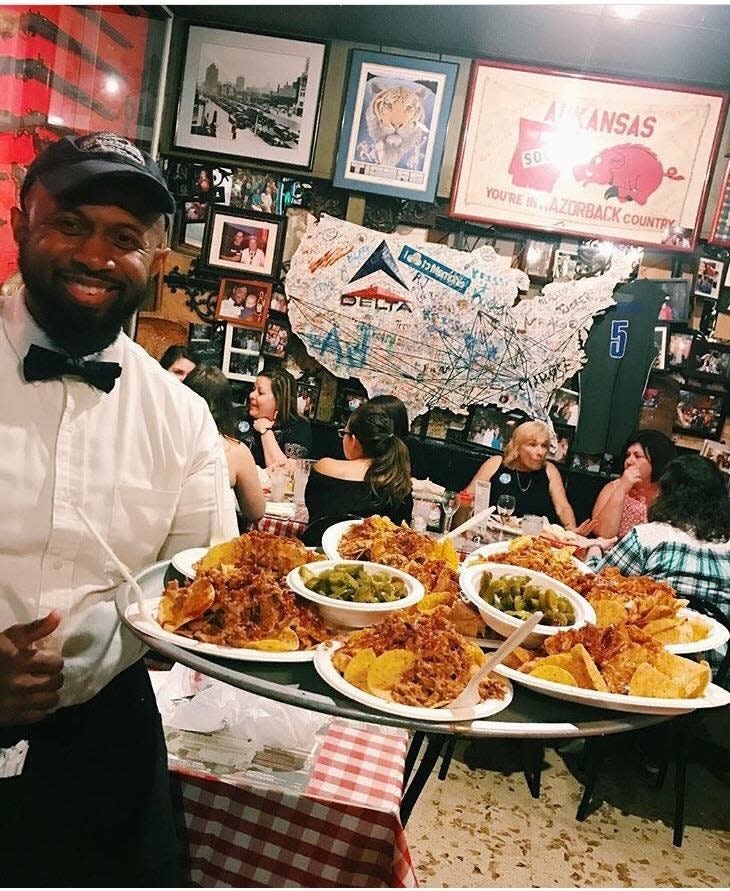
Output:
[0, 284, 237, 708]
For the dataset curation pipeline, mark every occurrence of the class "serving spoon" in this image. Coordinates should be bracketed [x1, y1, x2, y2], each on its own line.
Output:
[448, 610, 543, 712]
[437, 505, 496, 543]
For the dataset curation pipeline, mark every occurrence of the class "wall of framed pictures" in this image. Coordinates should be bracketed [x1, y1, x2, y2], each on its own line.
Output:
[148, 16, 730, 463]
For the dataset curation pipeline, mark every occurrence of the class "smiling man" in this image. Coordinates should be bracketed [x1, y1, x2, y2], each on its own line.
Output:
[0, 133, 236, 886]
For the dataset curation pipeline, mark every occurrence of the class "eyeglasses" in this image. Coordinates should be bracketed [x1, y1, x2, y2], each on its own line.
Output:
[337, 428, 351, 439]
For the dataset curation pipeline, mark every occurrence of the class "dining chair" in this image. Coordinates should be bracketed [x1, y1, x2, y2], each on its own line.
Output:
[575, 595, 730, 847]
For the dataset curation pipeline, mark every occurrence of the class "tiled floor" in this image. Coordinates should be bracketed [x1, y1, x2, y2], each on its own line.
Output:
[405, 728, 730, 887]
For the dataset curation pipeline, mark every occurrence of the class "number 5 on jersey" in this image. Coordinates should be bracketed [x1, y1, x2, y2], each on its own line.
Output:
[609, 320, 628, 359]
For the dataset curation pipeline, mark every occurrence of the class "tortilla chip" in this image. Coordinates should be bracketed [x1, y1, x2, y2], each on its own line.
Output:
[641, 604, 677, 624]
[463, 641, 486, 668]
[242, 627, 299, 651]
[651, 650, 711, 698]
[158, 577, 215, 632]
[529, 663, 578, 686]
[503, 646, 533, 670]
[593, 600, 629, 627]
[432, 538, 459, 570]
[343, 648, 377, 690]
[417, 592, 453, 614]
[689, 617, 710, 642]
[570, 644, 610, 692]
[649, 620, 695, 645]
[332, 649, 351, 673]
[448, 600, 485, 638]
[629, 662, 682, 699]
[195, 538, 242, 573]
[367, 649, 416, 699]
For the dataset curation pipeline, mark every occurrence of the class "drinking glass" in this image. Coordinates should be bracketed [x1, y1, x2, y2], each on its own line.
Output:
[496, 494, 516, 539]
[441, 491, 460, 535]
[293, 458, 316, 505]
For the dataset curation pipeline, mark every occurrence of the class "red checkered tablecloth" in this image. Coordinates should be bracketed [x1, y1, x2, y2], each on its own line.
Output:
[171, 721, 417, 888]
[256, 505, 308, 540]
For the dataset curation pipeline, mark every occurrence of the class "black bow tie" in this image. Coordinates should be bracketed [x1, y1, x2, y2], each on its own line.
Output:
[23, 344, 122, 393]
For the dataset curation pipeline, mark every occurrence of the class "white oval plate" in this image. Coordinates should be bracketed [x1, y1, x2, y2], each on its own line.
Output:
[170, 547, 209, 580]
[494, 663, 730, 716]
[314, 640, 513, 722]
[320, 519, 362, 561]
[663, 608, 730, 655]
[462, 540, 593, 575]
[124, 596, 315, 662]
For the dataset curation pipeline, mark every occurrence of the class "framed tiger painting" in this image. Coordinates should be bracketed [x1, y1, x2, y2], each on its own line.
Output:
[333, 50, 458, 202]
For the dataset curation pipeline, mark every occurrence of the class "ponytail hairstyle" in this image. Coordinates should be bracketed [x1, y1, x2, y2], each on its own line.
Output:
[183, 364, 236, 438]
[368, 394, 410, 439]
[348, 402, 412, 505]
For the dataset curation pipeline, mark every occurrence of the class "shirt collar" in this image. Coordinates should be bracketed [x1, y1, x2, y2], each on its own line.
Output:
[2, 282, 125, 366]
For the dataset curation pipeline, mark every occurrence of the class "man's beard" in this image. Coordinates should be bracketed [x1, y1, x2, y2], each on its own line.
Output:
[19, 245, 146, 357]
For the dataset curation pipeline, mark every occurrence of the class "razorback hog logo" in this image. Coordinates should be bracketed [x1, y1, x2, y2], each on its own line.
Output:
[573, 144, 684, 205]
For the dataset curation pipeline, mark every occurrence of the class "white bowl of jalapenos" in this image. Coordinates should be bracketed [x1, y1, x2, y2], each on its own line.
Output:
[286, 560, 425, 628]
[459, 562, 596, 647]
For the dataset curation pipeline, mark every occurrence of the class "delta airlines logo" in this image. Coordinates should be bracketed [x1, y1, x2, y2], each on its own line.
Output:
[339, 240, 412, 312]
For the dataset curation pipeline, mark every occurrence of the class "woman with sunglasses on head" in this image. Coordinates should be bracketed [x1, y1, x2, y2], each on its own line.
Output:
[304, 402, 413, 534]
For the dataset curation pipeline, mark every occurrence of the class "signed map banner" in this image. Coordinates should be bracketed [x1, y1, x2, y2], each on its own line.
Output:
[450, 60, 727, 252]
[285, 215, 636, 422]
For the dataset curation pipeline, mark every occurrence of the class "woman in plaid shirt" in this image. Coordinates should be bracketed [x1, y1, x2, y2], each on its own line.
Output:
[587, 455, 730, 670]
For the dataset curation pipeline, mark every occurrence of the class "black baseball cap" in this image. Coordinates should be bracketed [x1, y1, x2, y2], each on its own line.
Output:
[20, 132, 175, 216]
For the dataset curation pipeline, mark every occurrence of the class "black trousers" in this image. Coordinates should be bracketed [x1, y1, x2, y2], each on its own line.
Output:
[0, 660, 180, 887]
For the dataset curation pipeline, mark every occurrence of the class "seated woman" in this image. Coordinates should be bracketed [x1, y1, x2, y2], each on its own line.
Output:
[243, 369, 312, 468]
[591, 429, 676, 539]
[159, 344, 197, 381]
[462, 419, 577, 528]
[304, 403, 413, 538]
[586, 455, 730, 667]
[183, 365, 265, 524]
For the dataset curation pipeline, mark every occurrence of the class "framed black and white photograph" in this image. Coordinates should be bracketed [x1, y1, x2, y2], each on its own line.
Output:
[652, 322, 670, 371]
[202, 205, 286, 278]
[222, 324, 263, 382]
[261, 317, 290, 359]
[656, 278, 692, 324]
[674, 386, 726, 439]
[269, 288, 289, 315]
[215, 278, 272, 330]
[333, 49, 458, 202]
[548, 387, 580, 427]
[425, 409, 467, 443]
[230, 327, 261, 353]
[174, 200, 209, 251]
[694, 257, 724, 300]
[689, 338, 730, 383]
[187, 320, 225, 367]
[552, 249, 578, 282]
[668, 331, 694, 369]
[174, 24, 327, 169]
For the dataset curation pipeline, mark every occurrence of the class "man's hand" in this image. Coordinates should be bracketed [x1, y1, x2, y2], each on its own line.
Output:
[0, 612, 64, 726]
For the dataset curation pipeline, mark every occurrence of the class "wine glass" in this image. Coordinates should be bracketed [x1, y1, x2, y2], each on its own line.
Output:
[441, 491, 460, 535]
[496, 494, 516, 539]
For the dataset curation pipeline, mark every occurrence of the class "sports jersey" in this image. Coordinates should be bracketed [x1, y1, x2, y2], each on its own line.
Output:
[574, 279, 668, 456]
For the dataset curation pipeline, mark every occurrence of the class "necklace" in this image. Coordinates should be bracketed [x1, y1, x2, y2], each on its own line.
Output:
[515, 470, 532, 493]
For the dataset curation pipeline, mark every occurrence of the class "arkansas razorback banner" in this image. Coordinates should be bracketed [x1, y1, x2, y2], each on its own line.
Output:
[450, 60, 727, 252]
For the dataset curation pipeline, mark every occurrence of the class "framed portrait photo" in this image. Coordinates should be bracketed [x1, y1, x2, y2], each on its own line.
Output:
[465, 406, 519, 451]
[333, 49, 458, 202]
[215, 278, 272, 331]
[673, 385, 726, 439]
[656, 278, 692, 324]
[296, 379, 321, 421]
[694, 256, 724, 300]
[550, 425, 574, 465]
[520, 239, 555, 283]
[652, 322, 670, 371]
[201, 206, 285, 279]
[700, 439, 730, 478]
[552, 249, 578, 282]
[261, 317, 290, 359]
[222, 324, 263, 382]
[689, 338, 730, 383]
[173, 24, 327, 169]
[548, 387, 580, 428]
[450, 59, 727, 251]
[668, 330, 694, 369]
[173, 199, 209, 251]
